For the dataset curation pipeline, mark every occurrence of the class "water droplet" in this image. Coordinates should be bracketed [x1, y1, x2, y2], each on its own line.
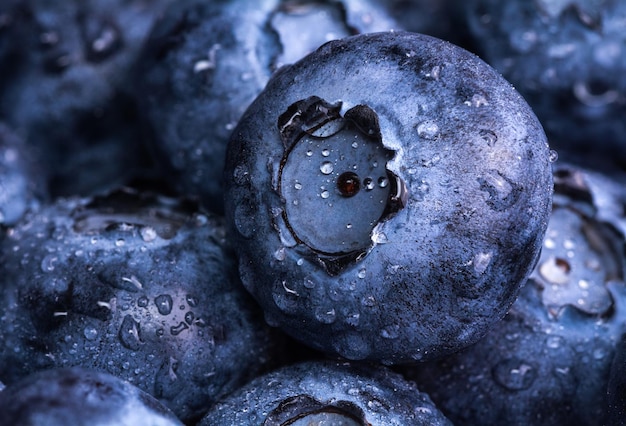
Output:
[479, 129, 497, 146]
[364, 177, 375, 190]
[154, 294, 173, 316]
[274, 247, 286, 261]
[170, 322, 189, 336]
[416, 120, 440, 139]
[234, 201, 256, 238]
[137, 296, 149, 308]
[357, 268, 366, 279]
[115, 238, 125, 247]
[140, 226, 157, 242]
[186, 295, 198, 307]
[351, 141, 358, 148]
[294, 182, 302, 190]
[83, 326, 98, 341]
[119, 315, 143, 350]
[493, 358, 536, 391]
[539, 257, 570, 285]
[546, 335, 563, 349]
[233, 165, 250, 186]
[478, 171, 519, 211]
[40, 254, 58, 272]
[380, 324, 400, 339]
[320, 161, 334, 175]
[473, 252, 493, 275]
[549, 149, 559, 163]
[306, 150, 313, 157]
[593, 347, 606, 360]
[320, 190, 330, 199]
[321, 149, 330, 157]
[378, 176, 388, 188]
[314, 307, 336, 324]
[184, 311, 195, 325]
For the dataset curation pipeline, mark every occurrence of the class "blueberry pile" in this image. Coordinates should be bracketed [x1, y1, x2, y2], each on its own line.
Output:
[1, 1, 625, 425]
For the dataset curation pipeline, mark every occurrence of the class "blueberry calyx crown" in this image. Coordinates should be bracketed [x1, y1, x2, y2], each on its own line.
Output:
[263, 394, 369, 426]
[71, 187, 202, 239]
[276, 96, 407, 275]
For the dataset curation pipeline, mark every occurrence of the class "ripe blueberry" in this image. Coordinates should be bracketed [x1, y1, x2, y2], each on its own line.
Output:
[403, 163, 626, 425]
[224, 31, 554, 363]
[0, 187, 280, 422]
[0, 367, 184, 426]
[135, 0, 397, 212]
[198, 360, 452, 425]
[465, 0, 626, 170]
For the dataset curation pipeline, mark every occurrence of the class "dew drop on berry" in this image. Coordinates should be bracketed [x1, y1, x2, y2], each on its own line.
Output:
[154, 294, 173, 315]
[320, 161, 334, 175]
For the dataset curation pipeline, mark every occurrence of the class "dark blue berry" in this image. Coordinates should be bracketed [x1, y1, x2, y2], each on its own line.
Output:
[198, 360, 452, 425]
[465, 0, 626, 170]
[224, 31, 554, 363]
[135, 0, 397, 212]
[0, 187, 280, 422]
[402, 162, 626, 425]
[0, 367, 184, 426]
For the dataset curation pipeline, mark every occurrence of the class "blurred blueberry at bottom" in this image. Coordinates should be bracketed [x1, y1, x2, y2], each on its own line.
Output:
[198, 360, 452, 425]
[402, 162, 626, 426]
[0, 367, 184, 426]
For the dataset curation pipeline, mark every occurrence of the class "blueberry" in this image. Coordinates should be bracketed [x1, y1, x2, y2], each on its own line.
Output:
[198, 360, 452, 425]
[0, 123, 45, 226]
[224, 31, 554, 363]
[0, 187, 280, 422]
[0, 0, 173, 196]
[607, 332, 626, 424]
[0, 367, 184, 425]
[402, 162, 626, 425]
[465, 0, 626, 170]
[135, 0, 398, 212]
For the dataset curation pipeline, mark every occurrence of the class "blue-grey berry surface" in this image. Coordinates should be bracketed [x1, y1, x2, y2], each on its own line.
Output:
[403, 162, 626, 426]
[224, 30, 554, 364]
[465, 0, 626, 170]
[0, 187, 280, 423]
[136, 0, 398, 212]
[0, 367, 184, 426]
[199, 360, 452, 426]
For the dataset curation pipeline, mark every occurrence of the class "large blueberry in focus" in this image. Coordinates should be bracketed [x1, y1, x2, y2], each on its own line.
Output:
[0, 187, 279, 423]
[224, 31, 554, 363]
[198, 360, 452, 425]
[136, 0, 397, 212]
[403, 163, 626, 425]
[465, 0, 626, 170]
[0, 367, 184, 426]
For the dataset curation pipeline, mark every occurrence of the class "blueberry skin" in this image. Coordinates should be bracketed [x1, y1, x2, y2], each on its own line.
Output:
[224, 31, 553, 363]
[465, 0, 626, 170]
[0, 123, 45, 226]
[198, 360, 452, 425]
[0, 367, 184, 426]
[135, 0, 398, 212]
[403, 163, 626, 425]
[0, 0, 173, 196]
[607, 332, 626, 425]
[0, 188, 279, 423]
